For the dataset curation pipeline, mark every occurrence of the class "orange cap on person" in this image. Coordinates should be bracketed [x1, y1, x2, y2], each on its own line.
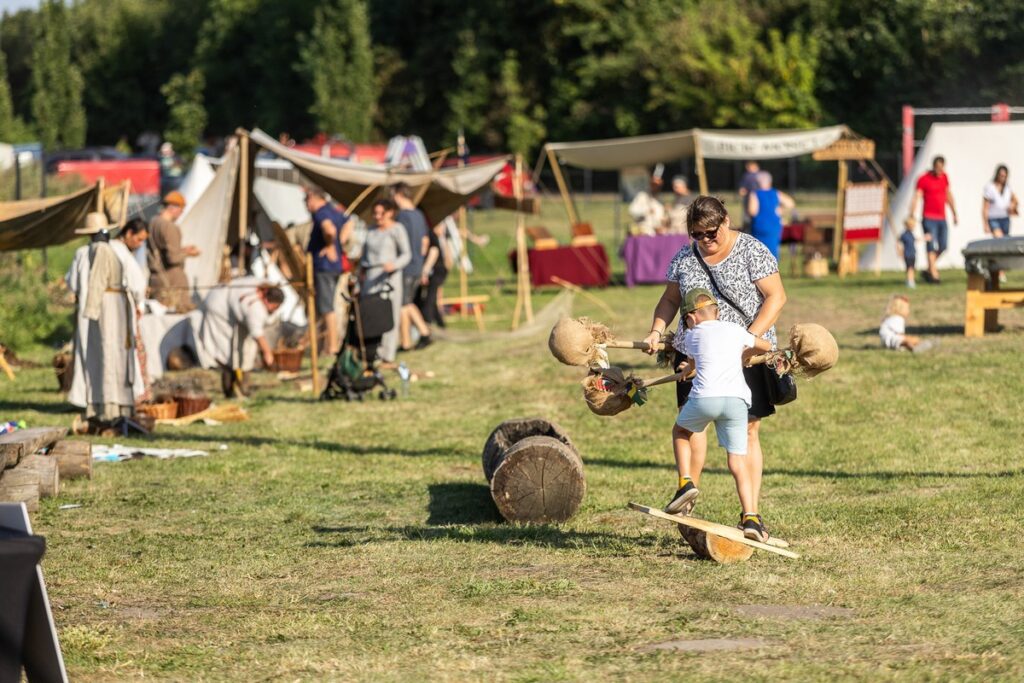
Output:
[163, 191, 186, 207]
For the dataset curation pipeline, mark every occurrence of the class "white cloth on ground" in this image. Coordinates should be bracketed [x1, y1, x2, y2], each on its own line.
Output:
[879, 314, 906, 350]
[682, 319, 756, 407]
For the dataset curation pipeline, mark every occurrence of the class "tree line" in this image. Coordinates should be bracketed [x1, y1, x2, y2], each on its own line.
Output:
[2, 0, 1023, 159]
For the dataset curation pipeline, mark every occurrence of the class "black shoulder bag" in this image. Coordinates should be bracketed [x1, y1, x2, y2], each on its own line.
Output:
[691, 244, 796, 406]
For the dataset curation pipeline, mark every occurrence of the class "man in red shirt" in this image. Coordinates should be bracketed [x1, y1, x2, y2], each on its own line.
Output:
[911, 156, 958, 283]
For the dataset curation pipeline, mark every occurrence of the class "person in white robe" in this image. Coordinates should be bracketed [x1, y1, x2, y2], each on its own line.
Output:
[628, 175, 668, 236]
[197, 276, 283, 395]
[65, 214, 111, 408]
[110, 219, 151, 402]
[82, 214, 147, 421]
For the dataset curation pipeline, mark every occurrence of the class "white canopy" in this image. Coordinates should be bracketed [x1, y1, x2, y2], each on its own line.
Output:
[545, 125, 850, 170]
[180, 145, 239, 291]
[861, 121, 1024, 271]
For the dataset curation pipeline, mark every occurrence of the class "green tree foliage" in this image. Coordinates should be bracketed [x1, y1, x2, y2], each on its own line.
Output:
[446, 30, 491, 143]
[298, 0, 377, 141]
[0, 51, 32, 143]
[500, 51, 547, 156]
[161, 69, 207, 161]
[30, 0, 86, 150]
[642, 1, 820, 129]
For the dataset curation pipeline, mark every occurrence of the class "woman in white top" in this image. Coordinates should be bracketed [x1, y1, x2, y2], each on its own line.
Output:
[982, 165, 1017, 238]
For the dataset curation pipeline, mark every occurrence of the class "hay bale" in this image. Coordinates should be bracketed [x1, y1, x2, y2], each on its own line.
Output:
[789, 323, 838, 378]
[581, 368, 633, 416]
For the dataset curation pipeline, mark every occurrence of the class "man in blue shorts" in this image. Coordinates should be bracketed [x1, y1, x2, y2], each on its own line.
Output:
[912, 156, 958, 284]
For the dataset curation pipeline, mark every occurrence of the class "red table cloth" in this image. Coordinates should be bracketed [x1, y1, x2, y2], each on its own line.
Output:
[509, 244, 611, 288]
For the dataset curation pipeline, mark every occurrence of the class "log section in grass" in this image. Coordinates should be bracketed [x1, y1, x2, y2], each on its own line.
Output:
[487, 435, 586, 524]
[482, 417, 576, 481]
[0, 426, 67, 468]
[17, 455, 59, 497]
[678, 525, 754, 564]
[47, 440, 92, 480]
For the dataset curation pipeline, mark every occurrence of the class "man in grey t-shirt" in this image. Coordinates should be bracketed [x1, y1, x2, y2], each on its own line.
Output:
[393, 184, 433, 350]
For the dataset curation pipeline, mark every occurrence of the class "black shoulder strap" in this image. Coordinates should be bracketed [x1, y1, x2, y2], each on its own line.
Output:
[691, 243, 753, 325]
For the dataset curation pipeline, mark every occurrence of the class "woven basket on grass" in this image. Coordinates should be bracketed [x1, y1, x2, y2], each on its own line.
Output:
[173, 394, 211, 418]
[273, 347, 305, 372]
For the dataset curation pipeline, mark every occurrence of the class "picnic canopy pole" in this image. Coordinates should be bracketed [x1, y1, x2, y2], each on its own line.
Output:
[545, 146, 580, 227]
[238, 132, 249, 269]
[833, 160, 848, 266]
[694, 131, 709, 195]
[305, 257, 320, 395]
[457, 130, 470, 319]
[512, 154, 533, 329]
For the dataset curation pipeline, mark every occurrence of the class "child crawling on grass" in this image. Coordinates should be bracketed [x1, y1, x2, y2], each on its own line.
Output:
[664, 287, 774, 542]
[879, 294, 934, 353]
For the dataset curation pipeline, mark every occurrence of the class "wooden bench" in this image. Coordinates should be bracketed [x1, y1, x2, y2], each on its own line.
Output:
[965, 273, 1024, 337]
[440, 295, 490, 332]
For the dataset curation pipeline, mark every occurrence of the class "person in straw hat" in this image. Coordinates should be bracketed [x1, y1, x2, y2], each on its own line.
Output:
[65, 212, 112, 409]
[665, 287, 773, 541]
[77, 212, 147, 424]
[147, 190, 198, 312]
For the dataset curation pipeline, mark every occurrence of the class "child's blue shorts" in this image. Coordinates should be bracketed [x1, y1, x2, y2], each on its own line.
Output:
[675, 396, 749, 455]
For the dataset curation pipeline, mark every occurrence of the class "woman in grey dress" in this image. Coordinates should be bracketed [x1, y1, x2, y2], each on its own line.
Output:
[360, 198, 411, 365]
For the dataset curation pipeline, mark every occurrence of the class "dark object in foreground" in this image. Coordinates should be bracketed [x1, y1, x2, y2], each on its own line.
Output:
[481, 418, 585, 524]
[321, 286, 396, 402]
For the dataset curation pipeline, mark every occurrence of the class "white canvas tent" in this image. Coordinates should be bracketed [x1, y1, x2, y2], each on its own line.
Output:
[180, 145, 240, 292]
[861, 121, 1024, 271]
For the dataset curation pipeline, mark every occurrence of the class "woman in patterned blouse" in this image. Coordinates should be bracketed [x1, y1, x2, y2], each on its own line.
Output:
[641, 196, 788, 540]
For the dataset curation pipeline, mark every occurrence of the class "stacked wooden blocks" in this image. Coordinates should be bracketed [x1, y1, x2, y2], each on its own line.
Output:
[0, 427, 92, 512]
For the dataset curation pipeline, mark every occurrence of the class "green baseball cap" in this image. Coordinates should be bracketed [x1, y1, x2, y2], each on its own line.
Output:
[682, 287, 717, 314]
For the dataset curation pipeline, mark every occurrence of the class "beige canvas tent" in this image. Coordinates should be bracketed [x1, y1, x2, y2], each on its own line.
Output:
[0, 181, 130, 252]
[246, 128, 509, 224]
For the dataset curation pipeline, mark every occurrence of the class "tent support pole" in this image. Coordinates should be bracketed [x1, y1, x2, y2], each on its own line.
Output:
[512, 154, 533, 329]
[238, 132, 249, 271]
[411, 151, 448, 206]
[695, 134, 709, 195]
[457, 131, 469, 319]
[306, 257, 320, 396]
[833, 160, 848, 268]
[546, 146, 580, 227]
[347, 183, 379, 216]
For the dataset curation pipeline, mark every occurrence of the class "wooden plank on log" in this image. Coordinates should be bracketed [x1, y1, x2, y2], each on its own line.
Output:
[47, 440, 92, 480]
[0, 426, 68, 468]
[628, 503, 799, 559]
[18, 455, 59, 497]
[0, 480, 40, 511]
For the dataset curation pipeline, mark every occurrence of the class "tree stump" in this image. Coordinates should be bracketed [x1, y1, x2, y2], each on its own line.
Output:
[17, 455, 59, 498]
[47, 440, 92, 480]
[488, 435, 586, 524]
[0, 480, 39, 512]
[481, 417, 576, 481]
[678, 525, 754, 564]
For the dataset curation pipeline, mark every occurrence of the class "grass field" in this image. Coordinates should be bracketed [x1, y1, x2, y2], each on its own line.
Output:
[3, 197, 1024, 681]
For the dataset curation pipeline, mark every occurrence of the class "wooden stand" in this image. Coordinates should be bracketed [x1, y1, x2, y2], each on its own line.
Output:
[482, 417, 583, 524]
[965, 273, 1024, 337]
[439, 295, 488, 332]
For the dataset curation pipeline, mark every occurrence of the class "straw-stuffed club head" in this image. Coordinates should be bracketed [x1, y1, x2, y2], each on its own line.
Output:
[785, 323, 838, 378]
[549, 317, 612, 367]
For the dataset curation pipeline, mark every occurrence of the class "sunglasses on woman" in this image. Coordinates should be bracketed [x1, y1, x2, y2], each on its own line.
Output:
[689, 226, 720, 242]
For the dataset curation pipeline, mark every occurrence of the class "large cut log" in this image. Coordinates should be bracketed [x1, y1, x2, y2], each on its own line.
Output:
[46, 440, 92, 480]
[678, 525, 754, 564]
[17, 455, 59, 497]
[0, 481, 39, 511]
[489, 435, 586, 524]
[0, 426, 68, 468]
[482, 417, 577, 481]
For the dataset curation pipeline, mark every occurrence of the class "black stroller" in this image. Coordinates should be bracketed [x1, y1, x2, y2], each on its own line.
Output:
[321, 281, 398, 401]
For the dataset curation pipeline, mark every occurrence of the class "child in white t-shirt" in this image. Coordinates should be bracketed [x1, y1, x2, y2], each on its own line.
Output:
[665, 288, 773, 541]
[879, 294, 933, 353]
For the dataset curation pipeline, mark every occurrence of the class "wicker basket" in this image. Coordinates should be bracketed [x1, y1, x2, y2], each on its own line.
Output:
[173, 394, 211, 418]
[273, 347, 305, 372]
[137, 401, 178, 420]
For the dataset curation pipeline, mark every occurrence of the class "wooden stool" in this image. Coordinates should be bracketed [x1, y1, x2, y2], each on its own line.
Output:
[440, 295, 490, 332]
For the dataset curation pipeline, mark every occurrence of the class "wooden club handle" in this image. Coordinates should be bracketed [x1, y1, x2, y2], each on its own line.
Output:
[603, 340, 666, 351]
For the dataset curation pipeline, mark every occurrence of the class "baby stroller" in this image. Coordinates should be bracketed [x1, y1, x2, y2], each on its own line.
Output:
[321, 281, 398, 401]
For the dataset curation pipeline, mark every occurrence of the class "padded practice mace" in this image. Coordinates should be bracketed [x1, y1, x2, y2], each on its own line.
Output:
[549, 317, 669, 368]
[745, 323, 839, 378]
[581, 367, 685, 417]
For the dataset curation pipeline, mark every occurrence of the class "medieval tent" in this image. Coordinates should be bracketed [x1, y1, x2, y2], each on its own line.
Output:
[0, 181, 130, 252]
[861, 120, 1024, 271]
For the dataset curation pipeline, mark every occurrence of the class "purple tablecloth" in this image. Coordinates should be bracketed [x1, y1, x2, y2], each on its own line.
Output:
[622, 234, 691, 287]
